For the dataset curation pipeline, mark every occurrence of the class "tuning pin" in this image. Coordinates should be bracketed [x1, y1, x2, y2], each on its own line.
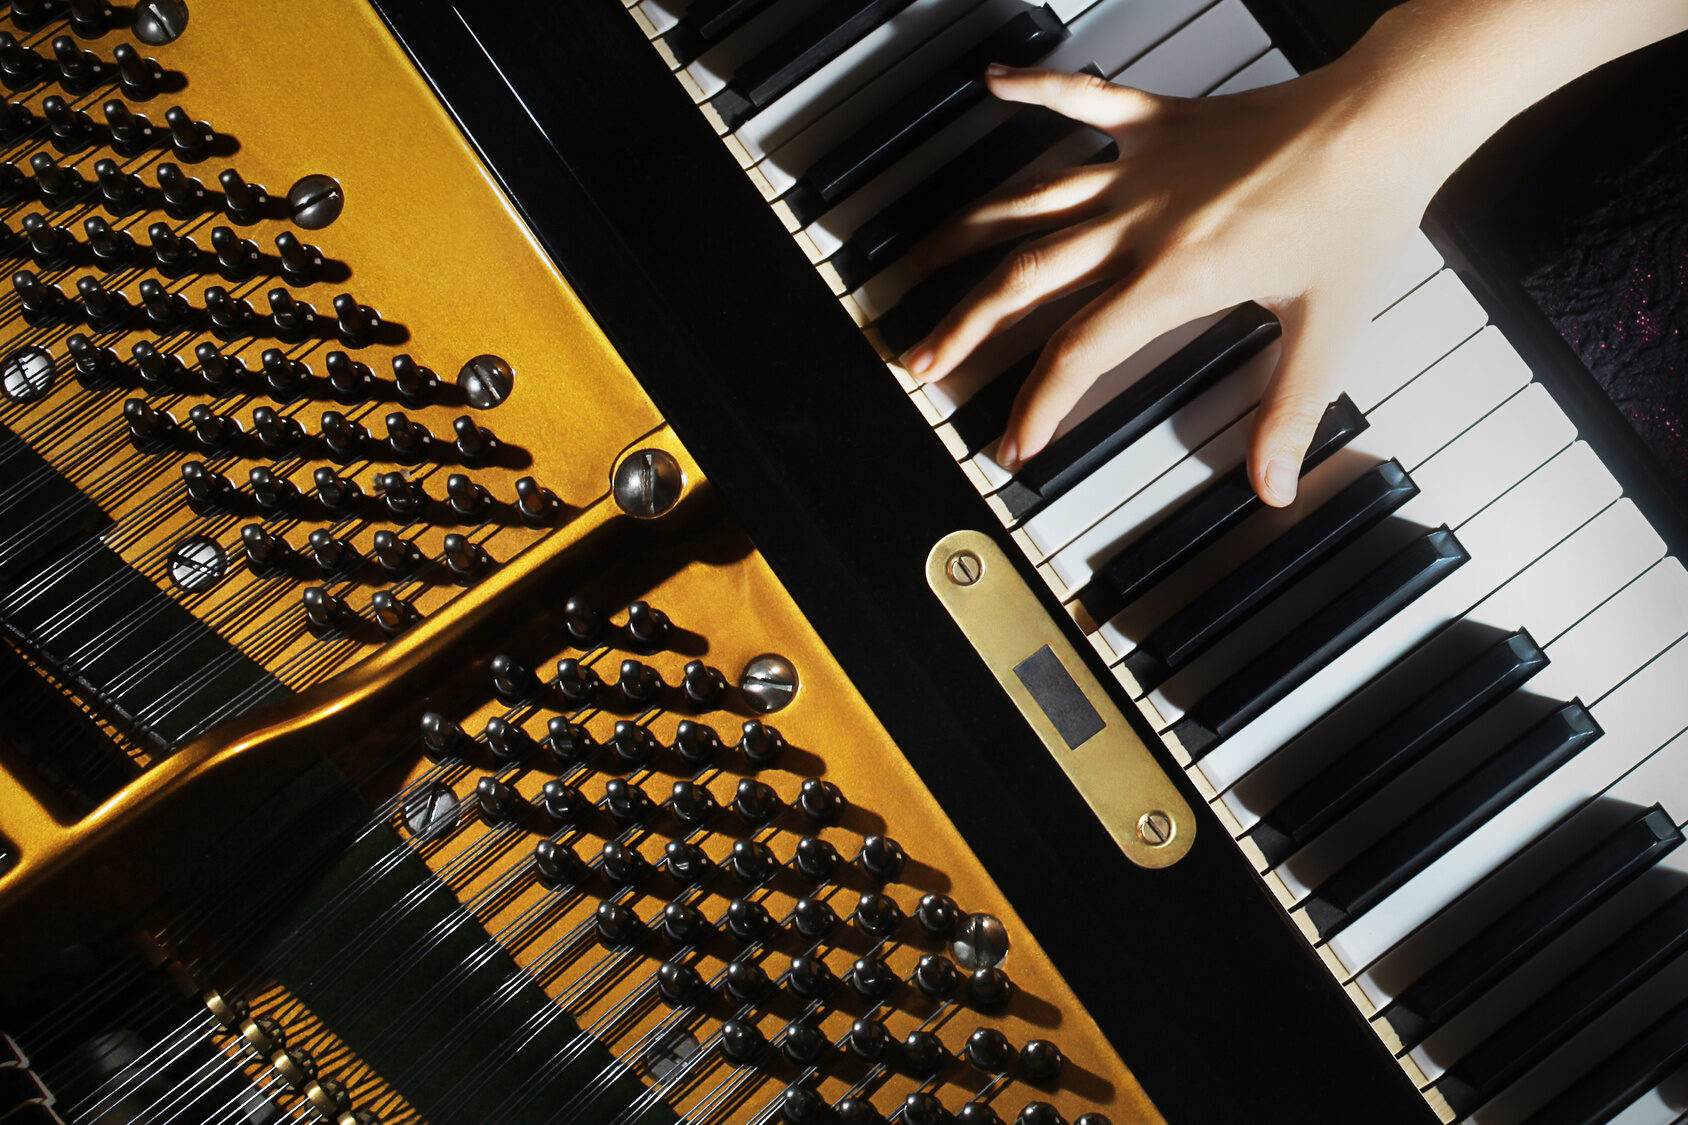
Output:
[1015, 1105, 1065, 1125]
[966, 967, 1012, 1012]
[203, 286, 251, 338]
[248, 467, 299, 514]
[915, 893, 960, 939]
[274, 231, 322, 287]
[724, 961, 770, 1005]
[313, 466, 364, 516]
[41, 93, 91, 148]
[540, 779, 586, 826]
[533, 838, 586, 887]
[958, 1106, 1005, 1125]
[371, 529, 423, 577]
[251, 406, 304, 454]
[663, 843, 714, 889]
[111, 42, 160, 100]
[240, 524, 290, 572]
[383, 412, 430, 462]
[77, 276, 130, 331]
[488, 653, 539, 703]
[0, 99, 33, 142]
[720, 1020, 765, 1066]
[164, 105, 213, 161]
[854, 892, 904, 939]
[306, 528, 359, 577]
[603, 776, 653, 826]
[12, 269, 64, 320]
[482, 716, 535, 765]
[30, 152, 84, 207]
[835, 1099, 886, 1125]
[963, 1028, 1013, 1074]
[738, 721, 786, 769]
[301, 586, 352, 633]
[512, 476, 560, 526]
[792, 896, 837, 941]
[66, 334, 118, 387]
[82, 216, 133, 266]
[440, 532, 489, 582]
[901, 1031, 950, 1079]
[795, 778, 842, 826]
[50, 38, 101, 92]
[656, 961, 707, 1008]
[845, 1018, 892, 1062]
[793, 835, 840, 883]
[0, 34, 39, 86]
[553, 657, 602, 707]
[369, 589, 419, 636]
[332, 292, 379, 347]
[66, 0, 115, 35]
[0, 163, 27, 204]
[913, 953, 961, 1002]
[667, 779, 718, 829]
[102, 100, 153, 155]
[679, 661, 726, 709]
[600, 842, 652, 888]
[849, 958, 898, 1003]
[780, 1027, 829, 1071]
[443, 473, 491, 521]
[604, 721, 656, 771]
[857, 835, 906, 884]
[323, 351, 372, 403]
[217, 168, 266, 224]
[732, 779, 780, 827]
[89, 160, 140, 216]
[557, 596, 601, 649]
[22, 214, 67, 264]
[451, 415, 497, 466]
[725, 897, 773, 942]
[186, 403, 237, 452]
[268, 288, 315, 339]
[137, 278, 187, 330]
[156, 162, 205, 216]
[624, 601, 671, 651]
[123, 398, 173, 444]
[390, 353, 439, 407]
[1019, 1040, 1064, 1085]
[180, 461, 232, 510]
[728, 839, 776, 885]
[617, 659, 664, 707]
[905, 1094, 951, 1125]
[131, 341, 184, 390]
[375, 471, 426, 519]
[210, 225, 257, 278]
[420, 712, 468, 762]
[317, 410, 366, 461]
[543, 717, 596, 770]
[473, 776, 523, 825]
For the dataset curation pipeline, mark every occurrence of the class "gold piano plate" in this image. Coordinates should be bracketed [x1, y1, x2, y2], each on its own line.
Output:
[926, 531, 1196, 870]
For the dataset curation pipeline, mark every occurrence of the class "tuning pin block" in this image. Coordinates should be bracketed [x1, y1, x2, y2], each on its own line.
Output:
[371, 530, 422, 577]
[391, 354, 439, 407]
[112, 43, 162, 100]
[164, 105, 214, 161]
[324, 351, 373, 403]
[84, 216, 135, 265]
[157, 162, 206, 217]
[451, 415, 497, 466]
[307, 529, 359, 577]
[268, 288, 316, 340]
[369, 590, 419, 636]
[333, 293, 379, 347]
[301, 586, 353, 633]
[314, 466, 363, 516]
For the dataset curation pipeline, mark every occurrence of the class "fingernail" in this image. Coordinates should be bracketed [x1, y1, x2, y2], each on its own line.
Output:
[906, 348, 934, 377]
[998, 437, 1020, 471]
[1263, 453, 1299, 506]
[986, 63, 1012, 78]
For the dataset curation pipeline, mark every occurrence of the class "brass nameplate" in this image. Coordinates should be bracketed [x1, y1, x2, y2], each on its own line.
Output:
[927, 531, 1195, 869]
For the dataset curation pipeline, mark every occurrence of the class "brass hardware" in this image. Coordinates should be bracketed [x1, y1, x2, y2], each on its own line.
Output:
[927, 530, 1195, 869]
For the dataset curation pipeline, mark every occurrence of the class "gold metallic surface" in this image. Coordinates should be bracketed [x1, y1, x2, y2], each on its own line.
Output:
[926, 531, 1196, 870]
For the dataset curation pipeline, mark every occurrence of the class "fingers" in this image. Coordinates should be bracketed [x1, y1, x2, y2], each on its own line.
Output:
[985, 65, 1157, 132]
[903, 216, 1126, 384]
[999, 273, 1208, 469]
[1247, 302, 1352, 507]
[909, 164, 1119, 274]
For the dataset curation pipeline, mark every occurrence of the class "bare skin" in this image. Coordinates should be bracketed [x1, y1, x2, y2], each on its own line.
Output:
[900, 0, 1688, 506]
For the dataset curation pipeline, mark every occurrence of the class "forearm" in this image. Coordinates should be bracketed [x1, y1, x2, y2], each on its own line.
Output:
[1325, 0, 1688, 203]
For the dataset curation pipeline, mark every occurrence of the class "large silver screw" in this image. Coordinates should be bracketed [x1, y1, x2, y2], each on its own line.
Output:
[1137, 810, 1175, 847]
[287, 174, 344, 230]
[951, 913, 1010, 969]
[133, 0, 189, 43]
[613, 449, 684, 518]
[740, 654, 798, 713]
[946, 549, 984, 586]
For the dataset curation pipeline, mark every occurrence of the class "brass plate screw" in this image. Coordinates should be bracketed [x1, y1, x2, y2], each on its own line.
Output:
[1137, 810, 1175, 847]
[946, 550, 984, 586]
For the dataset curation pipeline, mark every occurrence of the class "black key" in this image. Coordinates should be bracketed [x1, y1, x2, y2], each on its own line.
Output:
[1169, 526, 1468, 762]
[1123, 460, 1419, 694]
[1246, 628, 1547, 866]
[831, 102, 1081, 291]
[1301, 700, 1601, 940]
[1384, 806, 1681, 1051]
[999, 302, 1282, 522]
[667, 0, 778, 66]
[782, 7, 1068, 227]
[949, 350, 1040, 457]
[1076, 394, 1366, 629]
[1440, 883, 1688, 1117]
[1518, 993, 1688, 1125]
[710, 0, 917, 130]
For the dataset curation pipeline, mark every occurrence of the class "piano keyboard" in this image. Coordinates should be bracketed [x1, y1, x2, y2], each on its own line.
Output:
[625, 1, 1688, 1121]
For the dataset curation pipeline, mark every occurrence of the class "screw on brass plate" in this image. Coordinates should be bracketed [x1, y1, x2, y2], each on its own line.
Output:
[1137, 810, 1175, 847]
[946, 550, 984, 586]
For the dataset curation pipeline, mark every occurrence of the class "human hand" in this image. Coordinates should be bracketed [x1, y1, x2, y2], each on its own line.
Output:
[899, 62, 1441, 507]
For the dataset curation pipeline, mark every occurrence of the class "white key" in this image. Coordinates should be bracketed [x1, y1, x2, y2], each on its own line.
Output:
[1034, 269, 1485, 585]
[1209, 46, 1296, 93]
[1220, 498, 1667, 832]
[642, 0, 689, 38]
[686, 0, 828, 100]
[740, 0, 1005, 166]
[1097, 326, 1529, 660]
[916, 291, 1103, 419]
[1154, 388, 1581, 733]
[1102, 0, 1268, 98]
[1188, 384, 1577, 787]
[1327, 568, 1688, 972]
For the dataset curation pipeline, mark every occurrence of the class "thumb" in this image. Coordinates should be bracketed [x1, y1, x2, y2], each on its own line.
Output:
[1249, 303, 1352, 507]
